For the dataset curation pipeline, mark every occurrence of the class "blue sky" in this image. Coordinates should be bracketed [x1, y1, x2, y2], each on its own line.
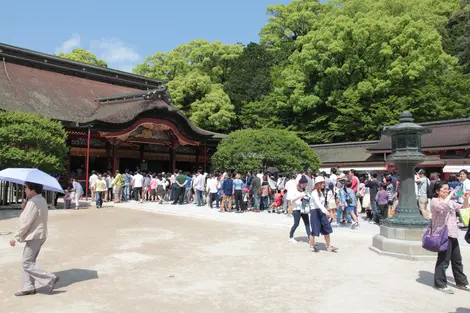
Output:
[0, 0, 291, 72]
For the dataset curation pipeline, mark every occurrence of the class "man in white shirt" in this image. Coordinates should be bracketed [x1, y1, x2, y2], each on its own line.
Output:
[89, 170, 98, 201]
[206, 174, 220, 209]
[132, 171, 144, 203]
[329, 168, 338, 186]
[170, 172, 177, 201]
[193, 170, 206, 207]
[284, 174, 297, 214]
[257, 170, 264, 182]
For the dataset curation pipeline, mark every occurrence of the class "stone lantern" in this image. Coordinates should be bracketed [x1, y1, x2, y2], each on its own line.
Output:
[370, 112, 434, 260]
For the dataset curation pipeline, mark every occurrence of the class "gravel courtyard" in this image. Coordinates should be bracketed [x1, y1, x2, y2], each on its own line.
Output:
[0, 205, 469, 313]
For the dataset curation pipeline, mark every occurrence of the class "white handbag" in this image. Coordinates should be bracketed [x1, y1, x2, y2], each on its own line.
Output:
[362, 193, 371, 209]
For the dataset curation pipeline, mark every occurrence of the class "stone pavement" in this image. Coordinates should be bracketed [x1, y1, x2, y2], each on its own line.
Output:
[0, 203, 469, 313]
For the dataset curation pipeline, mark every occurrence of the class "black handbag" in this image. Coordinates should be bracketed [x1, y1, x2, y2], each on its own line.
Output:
[465, 218, 470, 244]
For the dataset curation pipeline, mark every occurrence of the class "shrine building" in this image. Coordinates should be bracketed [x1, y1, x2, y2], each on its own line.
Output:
[312, 118, 470, 178]
[0, 43, 224, 179]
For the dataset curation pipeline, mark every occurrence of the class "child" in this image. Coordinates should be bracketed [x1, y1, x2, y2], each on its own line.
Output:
[344, 181, 359, 229]
[326, 183, 337, 225]
[243, 187, 250, 212]
[375, 183, 389, 224]
[268, 190, 284, 213]
[385, 176, 396, 217]
[63, 188, 72, 209]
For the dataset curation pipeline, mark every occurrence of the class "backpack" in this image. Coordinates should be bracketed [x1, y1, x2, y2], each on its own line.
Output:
[124, 174, 131, 184]
[300, 196, 310, 214]
[426, 178, 433, 198]
[344, 192, 352, 206]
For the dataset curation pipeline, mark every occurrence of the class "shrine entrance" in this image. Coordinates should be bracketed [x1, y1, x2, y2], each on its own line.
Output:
[67, 117, 212, 177]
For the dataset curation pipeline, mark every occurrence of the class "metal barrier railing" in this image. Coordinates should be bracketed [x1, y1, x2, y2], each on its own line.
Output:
[0, 181, 56, 208]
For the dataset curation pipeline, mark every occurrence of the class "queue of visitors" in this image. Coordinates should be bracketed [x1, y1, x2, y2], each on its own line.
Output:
[64, 167, 470, 229]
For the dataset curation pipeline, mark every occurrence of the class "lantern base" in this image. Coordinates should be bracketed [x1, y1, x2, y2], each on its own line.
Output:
[370, 226, 435, 261]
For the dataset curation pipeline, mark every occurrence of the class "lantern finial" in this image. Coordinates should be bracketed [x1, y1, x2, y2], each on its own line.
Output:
[399, 111, 413, 123]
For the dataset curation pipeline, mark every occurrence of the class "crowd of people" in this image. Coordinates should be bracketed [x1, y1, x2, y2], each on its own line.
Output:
[8, 165, 470, 296]
[61, 167, 470, 228]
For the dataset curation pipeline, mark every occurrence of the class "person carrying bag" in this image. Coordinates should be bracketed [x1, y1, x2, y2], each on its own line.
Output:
[427, 181, 470, 294]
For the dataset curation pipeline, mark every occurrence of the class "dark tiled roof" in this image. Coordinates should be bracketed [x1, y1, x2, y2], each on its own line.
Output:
[0, 62, 143, 123]
[311, 141, 381, 163]
[369, 120, 470, 152]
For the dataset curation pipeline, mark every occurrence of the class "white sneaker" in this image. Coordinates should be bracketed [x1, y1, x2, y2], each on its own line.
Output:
[289, 238, 298, 244]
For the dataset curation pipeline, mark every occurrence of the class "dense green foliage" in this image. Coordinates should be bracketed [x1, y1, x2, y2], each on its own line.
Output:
[444, 1, 470, 73]
[133, 39, 243, 132]
[211, 129, 320, 172]
[0, 111, 68, 172]
[133, 0, 470, 143]
[58, 48, 108, 68]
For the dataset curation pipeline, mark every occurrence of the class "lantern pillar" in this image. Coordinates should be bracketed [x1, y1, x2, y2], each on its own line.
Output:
[370, 112, 435, 260]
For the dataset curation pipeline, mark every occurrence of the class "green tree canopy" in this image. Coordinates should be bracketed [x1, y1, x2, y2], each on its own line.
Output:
[443, 3, 470, 73]
[211, 128, 320, 173]
[223, 42, 274, 128]
[57, 48, 108, 68]
[257, 0, 467, 143]
[134, 0, 470, 144]
[0, 111, 68, 172]
[134, 39, 242, 133]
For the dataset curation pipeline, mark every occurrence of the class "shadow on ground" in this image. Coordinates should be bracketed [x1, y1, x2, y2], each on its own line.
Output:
[416, 270, 455, 287]
[293, 237, 330, 250]
[0, 210, 21, 221]
[450, 308, 470, 313]
[54, 269, 99, 289]
[294, 236, 310, 243]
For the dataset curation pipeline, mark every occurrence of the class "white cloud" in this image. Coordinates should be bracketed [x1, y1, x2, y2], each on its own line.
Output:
[55, 33, 81, 54]
[90, 38, 140, 63]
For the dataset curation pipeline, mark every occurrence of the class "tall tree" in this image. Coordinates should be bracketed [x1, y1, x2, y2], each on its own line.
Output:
[57, 48, 108, 68]
[223, 43, 274, 128]
[258, 0, 466, 143]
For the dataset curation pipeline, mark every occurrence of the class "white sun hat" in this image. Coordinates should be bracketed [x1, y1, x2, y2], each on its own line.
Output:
[314, 176, 325, 185]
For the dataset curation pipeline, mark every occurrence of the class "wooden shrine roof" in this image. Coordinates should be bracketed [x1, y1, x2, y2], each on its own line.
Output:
[0, 43, 221, 141]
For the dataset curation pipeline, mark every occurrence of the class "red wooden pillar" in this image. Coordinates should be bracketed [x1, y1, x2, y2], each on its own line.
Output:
[85, 128, 91, 200]
[66, 138, 71, 181]
[112, 144, 119, 173]
[195, 146, 200, 169]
